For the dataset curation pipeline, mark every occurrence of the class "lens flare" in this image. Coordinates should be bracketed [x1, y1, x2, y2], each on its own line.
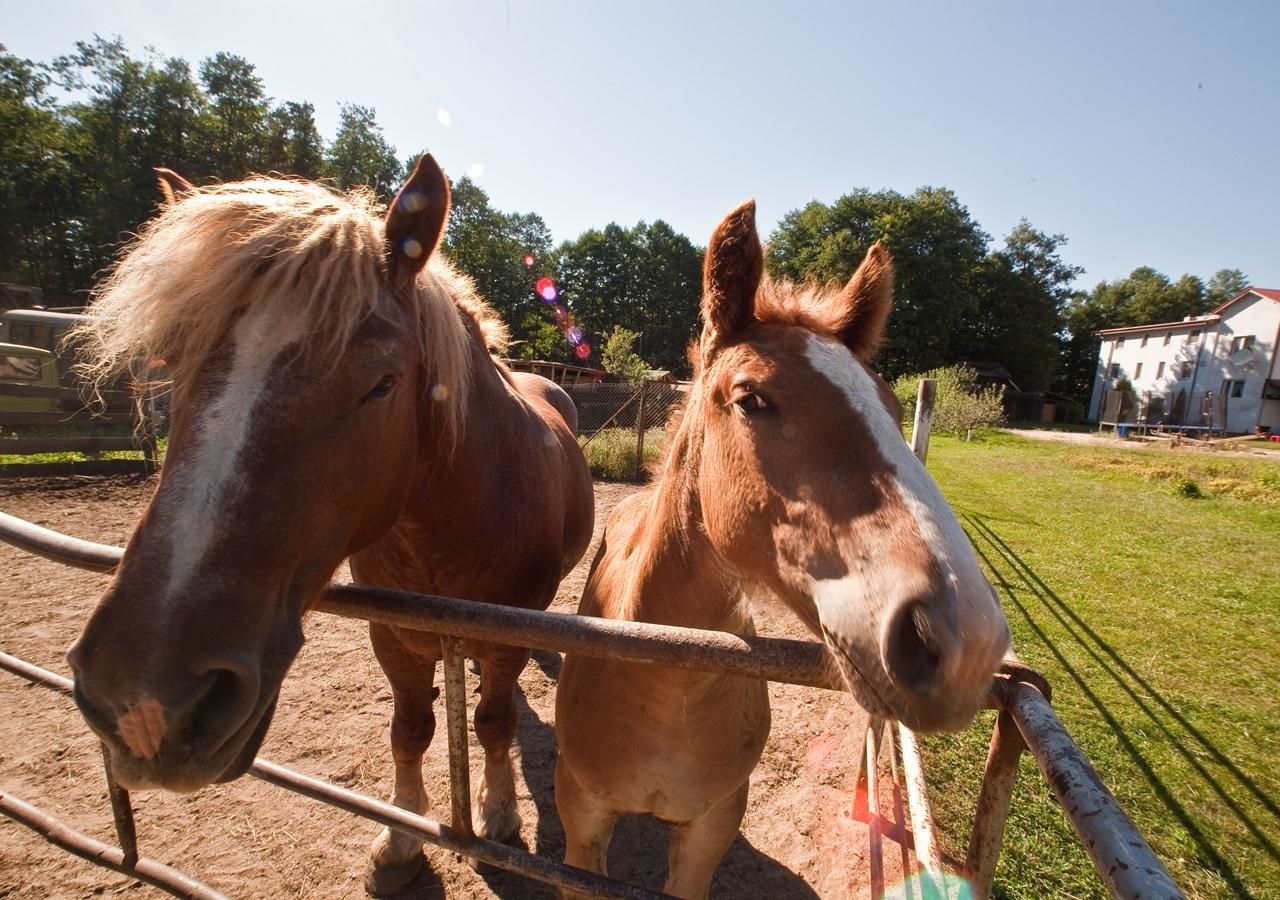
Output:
[575, 342, 592, 360]
[884, 873, 974, 900]
[436, 108, 451, 126]
[523, 254, 535, 268]
[566, 326, 583, 345]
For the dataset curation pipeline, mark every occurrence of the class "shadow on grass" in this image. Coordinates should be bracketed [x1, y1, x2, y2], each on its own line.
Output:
[964, 513, 1277, 898]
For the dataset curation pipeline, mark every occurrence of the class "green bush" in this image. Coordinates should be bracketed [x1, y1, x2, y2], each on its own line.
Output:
[580, 427, 665, 480]
[892, 365, 1006, 440]
[1171, 476, 1205, 499]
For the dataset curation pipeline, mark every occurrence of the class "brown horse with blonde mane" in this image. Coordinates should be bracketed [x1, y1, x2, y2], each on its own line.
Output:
[65, 156, 594, 893]
[554, 200, 1011, 899]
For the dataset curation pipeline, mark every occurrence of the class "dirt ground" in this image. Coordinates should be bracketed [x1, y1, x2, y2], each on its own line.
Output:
[0, 475, 911, 899]
[1005, 426, 1280, 458]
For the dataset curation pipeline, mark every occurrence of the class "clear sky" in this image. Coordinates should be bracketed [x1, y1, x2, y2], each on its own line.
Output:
[4, 0, 1277, 290]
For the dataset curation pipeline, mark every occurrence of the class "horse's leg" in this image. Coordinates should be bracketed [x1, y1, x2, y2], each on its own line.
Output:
[663, 781, 750, 900]
[554, 753, 618, 900]
[472, 643, 531, 843]
[365, 623, 439, 895]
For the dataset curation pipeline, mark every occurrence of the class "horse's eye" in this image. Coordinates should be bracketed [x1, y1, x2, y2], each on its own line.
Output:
[732, 389, 769, 416]
[364, 374, 398, 401]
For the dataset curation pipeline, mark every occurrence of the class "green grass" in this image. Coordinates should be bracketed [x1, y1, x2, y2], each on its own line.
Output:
[918, 433, 1280, 899]
[580, 427, 665, 480]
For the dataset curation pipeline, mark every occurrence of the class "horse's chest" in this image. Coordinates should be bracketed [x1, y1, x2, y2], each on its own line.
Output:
[561, 661, 770, 821]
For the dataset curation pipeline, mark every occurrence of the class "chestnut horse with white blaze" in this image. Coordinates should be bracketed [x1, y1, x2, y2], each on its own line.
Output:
[64, 157, 594, 893]
[554, 200, 1011, 899]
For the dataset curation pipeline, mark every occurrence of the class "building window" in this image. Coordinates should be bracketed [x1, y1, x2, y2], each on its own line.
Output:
[1163, 332, 1172, 346]
[1179, 362, 1193, 379]
[1116, 337, 1124, 348]
[1156, 361, 1165, 379]
[1230, 335, 1255, 353]
[1140, 334, 1149, 348]
[1109, 363, 1121, 378]
[1135, 362, 1144, 378]
[1224, 379, 1245, 399]
[1188, 329, 1201, 343]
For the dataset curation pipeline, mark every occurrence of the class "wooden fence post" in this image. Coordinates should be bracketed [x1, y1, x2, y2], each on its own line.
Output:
[911, 378, 937, 463]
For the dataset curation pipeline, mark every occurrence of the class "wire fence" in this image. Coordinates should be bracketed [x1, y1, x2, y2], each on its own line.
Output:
[563, 380, 687, 480]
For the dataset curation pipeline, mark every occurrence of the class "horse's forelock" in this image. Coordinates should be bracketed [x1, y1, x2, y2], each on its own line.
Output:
[71, 176, 481, 448]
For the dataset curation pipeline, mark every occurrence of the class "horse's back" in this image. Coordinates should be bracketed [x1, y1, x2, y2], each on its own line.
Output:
[506, 369, 594, 577]
[509, 370, 579, 435]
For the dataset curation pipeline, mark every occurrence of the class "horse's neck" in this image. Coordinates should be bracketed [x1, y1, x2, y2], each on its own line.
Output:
[400, 324, 520, 534]
[613, 468, 750, 635]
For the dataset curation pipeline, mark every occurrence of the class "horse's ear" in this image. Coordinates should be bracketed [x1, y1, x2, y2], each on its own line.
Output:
[385, 153, 451, 289]
[700, 198, 762, 359]
[155, 168, 195, 205]
[834, 242, 894, 361]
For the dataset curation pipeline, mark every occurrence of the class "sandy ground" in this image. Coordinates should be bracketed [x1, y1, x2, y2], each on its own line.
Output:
[0, 475, 916, 899]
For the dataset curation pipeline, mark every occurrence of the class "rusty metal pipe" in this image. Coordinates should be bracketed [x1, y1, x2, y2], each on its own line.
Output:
[318, 584, 841, 690]
[0, 510, 121, 572]
[0, 789, 228, 900]
[964, 711, 1025, 900]
[441, 637, 475, 838]
[3, 652, 669, 899]
[100, 741, 139, 867]
[0, 513, 842, 691]
[1000, 682, 1184, 899]
[248, 758, 670, 899]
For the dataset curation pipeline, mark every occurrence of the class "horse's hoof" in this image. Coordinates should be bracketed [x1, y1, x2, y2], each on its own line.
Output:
[364, 853, 424, 896]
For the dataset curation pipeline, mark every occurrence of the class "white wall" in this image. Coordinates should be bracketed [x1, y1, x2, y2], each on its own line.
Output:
[1088, 294, 1280, 432]
[1206, 295, 1280, 432]
[1089, 322, 1207, 419]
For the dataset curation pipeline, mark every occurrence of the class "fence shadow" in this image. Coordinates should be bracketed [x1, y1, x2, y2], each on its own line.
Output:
[964, 514, 1276, 898]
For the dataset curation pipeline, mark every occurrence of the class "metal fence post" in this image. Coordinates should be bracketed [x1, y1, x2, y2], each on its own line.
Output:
[634, 379, 649, 480]
[441, 638, 475, 838]
[964, 711, 1025, 899]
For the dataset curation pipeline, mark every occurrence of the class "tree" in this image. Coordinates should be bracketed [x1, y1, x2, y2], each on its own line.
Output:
[956, 221, 1081, 391]
[263, 101, 324, 178]
[767, 186, 989, 380]
[325, 103, 402, 198]
[0, 46, 72, 289]
[1206, 268, 1249, 306]
[554, 220, 701, 375]
[198, 52, 268, 177]
[440, 176, 561, 359]
[600, 326, 650, 381]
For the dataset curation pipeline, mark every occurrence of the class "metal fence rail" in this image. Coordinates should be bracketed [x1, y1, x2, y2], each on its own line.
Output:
[0, 491, 1177, 896]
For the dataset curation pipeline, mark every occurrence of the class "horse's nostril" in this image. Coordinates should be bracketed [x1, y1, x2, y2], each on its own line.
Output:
[184, 661, 261, 747]
[883, 602, 943, 694]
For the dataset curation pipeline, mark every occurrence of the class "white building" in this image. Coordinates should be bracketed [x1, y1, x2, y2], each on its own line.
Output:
[1088, 287, 1280, 434]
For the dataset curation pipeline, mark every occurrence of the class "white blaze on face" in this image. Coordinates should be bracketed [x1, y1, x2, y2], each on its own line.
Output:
[159, 306, 305, 599]
[801, 335, 1005, 667]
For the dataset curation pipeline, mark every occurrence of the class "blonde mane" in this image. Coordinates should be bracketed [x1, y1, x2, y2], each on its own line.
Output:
[71, 176, 503, 447]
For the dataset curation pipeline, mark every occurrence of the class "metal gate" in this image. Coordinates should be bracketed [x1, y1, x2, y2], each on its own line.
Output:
[0, 380, 1182, 899]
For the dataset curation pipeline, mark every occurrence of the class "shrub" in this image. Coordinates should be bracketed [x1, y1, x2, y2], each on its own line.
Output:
[580, 427, 665, 480]
[1170, 476, 1205, 499]
[893, 365, 1006, 441]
